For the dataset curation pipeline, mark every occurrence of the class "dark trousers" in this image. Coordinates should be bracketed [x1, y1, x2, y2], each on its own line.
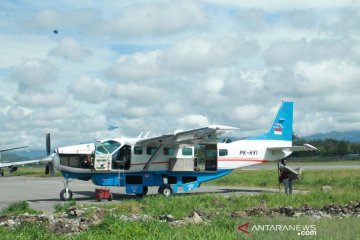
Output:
[283, 178, 293, 194]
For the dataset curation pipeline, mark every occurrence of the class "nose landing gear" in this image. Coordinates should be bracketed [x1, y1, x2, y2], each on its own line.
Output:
[60, 179, 73, 201]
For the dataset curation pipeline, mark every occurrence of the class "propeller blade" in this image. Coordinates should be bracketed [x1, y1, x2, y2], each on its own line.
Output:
[44, 133, 55, 176]
[49, 162, 55, 177]
[45, 162, 55, 176]
[45, 164, 50, 175]
[46, 133, 51, 156]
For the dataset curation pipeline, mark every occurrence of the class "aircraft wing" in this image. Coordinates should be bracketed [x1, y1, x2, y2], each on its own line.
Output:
[0, 159, 42, 168]
[137, 125, 239, 145]
[267, 144, 318, 152]
[0, 146, 28, 153]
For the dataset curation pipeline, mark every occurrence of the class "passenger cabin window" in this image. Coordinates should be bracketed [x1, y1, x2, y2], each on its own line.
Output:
[219, 149, 228, 156]
[182, 147, 193, 156]
[146, 147, 158, 155]
[134, 146, 143, 155]
[164, 147, 175, 156]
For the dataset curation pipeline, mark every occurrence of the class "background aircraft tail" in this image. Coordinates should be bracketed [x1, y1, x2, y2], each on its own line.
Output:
[246, 101, 293, 141]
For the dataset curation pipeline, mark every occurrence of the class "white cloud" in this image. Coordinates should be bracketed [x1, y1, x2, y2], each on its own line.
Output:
[7, 105, 26, 120]
[0, 34, 55, 68]
[294, 60, 360, 97]
[107, 36, 259, 80]
[50, 38, 91, 61]
[264, 39, 354, 66]
[102, 0, 207, 36]
[13, 91, 67, 107]
[29, 1, 207, 37]
[203, 0, 356, 10]
[69, 76, 108, 103]
[10, 59, 58, 89]
[204, 77, 224, 94]
[233, 105, 262, 122]
[0, 96, 10, 109]
[112, 83, 168, 104]
[163, 102, 184, 115]
[177, 114, 210, 128]
[107, 50, 169, 80]
[9, 59, 66, 108]
[28, 8, 101, 32]
[236, 9, 268, 32]
[162, 37, 251, 71]
[2, 1, 360, 147]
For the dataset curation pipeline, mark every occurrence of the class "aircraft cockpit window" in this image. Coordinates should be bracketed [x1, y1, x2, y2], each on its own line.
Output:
[96, 140, 121, 155]
[101, 140, 121, 154]
[95, 145, 108, 155]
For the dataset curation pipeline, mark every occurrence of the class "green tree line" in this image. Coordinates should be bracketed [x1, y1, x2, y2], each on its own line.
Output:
[292, 134, 360, 157]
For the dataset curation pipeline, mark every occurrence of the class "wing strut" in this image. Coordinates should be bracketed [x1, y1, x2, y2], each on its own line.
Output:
[143, 144, 163, 171]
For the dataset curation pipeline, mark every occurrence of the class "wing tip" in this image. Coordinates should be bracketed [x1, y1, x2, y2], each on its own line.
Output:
[209, 125, 239, 130]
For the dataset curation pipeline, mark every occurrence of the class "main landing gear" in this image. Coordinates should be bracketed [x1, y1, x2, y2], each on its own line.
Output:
[158, 184, 173, 197]
[158, 176, 173, 197]
[60, 179, 73, 201]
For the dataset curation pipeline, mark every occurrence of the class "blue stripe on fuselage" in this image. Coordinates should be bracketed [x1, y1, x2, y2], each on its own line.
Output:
[61, 169, 233, 187]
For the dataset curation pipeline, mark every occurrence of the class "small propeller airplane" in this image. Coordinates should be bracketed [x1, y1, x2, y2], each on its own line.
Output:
[0, 146, 28, 176]
[1, 101, 317, 201]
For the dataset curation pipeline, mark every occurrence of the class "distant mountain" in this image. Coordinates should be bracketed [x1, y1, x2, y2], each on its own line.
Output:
[13, 149, 46, 159]
[304, 130, 360, 143]
[0, 152, 29, 161]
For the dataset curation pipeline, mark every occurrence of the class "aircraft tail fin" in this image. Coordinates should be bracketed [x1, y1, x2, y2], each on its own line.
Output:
[246, 101, 293, 141]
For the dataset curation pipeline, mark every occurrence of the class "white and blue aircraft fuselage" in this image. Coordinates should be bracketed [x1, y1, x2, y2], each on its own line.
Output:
[44, 101, 316, 201]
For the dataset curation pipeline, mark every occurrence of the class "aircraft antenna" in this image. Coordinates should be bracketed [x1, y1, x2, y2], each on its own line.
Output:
[137, 132, 143, 138]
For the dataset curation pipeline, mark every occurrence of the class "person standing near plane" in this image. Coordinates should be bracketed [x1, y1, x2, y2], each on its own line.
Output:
[279, 159, 293, 194]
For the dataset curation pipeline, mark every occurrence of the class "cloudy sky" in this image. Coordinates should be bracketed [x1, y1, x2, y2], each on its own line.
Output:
[1, 0, 360, 149]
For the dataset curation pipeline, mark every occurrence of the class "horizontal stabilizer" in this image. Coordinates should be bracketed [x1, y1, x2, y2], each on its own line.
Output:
[267, 143, 318, 152]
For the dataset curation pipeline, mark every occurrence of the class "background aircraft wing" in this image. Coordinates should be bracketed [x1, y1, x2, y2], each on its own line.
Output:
[267, 144, 318, 152]
[137, 125, 238, 145]
[0, 159, 42, 168]
[0, 146, 28, 153]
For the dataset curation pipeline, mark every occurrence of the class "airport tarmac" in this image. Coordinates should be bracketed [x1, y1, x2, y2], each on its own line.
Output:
[0, 176, 287, 212]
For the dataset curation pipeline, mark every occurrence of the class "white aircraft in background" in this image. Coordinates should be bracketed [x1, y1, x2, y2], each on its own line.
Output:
[1, 102, 317, 201]
[0, 146, 28, 176]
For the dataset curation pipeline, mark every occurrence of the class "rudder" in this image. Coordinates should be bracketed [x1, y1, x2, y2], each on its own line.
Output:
[246, 101, 293, 141]
[267, 101, 293, 141]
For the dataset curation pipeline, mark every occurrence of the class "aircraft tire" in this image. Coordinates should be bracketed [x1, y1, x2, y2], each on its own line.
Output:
[158, 184, 173, 197]
[60, 189, 73, 201]
[0, 171, 4, 177]
[135, 186, 148, 198]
